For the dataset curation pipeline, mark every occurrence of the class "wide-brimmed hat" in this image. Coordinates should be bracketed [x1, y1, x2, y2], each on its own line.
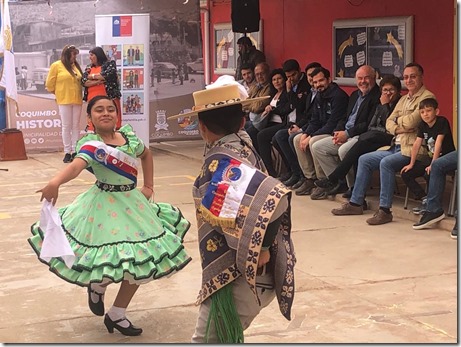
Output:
[167, 76, 269, 119]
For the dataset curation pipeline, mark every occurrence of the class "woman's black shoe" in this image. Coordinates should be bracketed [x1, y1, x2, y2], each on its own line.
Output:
[87, 286, 105, 316]
[71, 152, 77, 161]
[63, 153, 72, 163]
[104, 314, 143, 336]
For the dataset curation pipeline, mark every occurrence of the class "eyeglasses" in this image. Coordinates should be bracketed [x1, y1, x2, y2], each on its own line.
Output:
[382, 88, 396, 93]
[403, 74, 420, 80]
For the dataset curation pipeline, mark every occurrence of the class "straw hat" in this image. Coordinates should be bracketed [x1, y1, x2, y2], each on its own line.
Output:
[168, 76, 269, 119]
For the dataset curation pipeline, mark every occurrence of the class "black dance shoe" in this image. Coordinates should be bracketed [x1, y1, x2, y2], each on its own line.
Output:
[63, 153, 72, 163]
[87, 286, 105, 316]
[104, 314, 143, 336]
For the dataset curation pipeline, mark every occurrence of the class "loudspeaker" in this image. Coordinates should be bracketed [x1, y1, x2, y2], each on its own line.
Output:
[231, 0, 260, 33]
[0, 128, 28, 161]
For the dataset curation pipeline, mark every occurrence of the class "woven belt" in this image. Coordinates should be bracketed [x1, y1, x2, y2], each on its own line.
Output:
[95, 181, 136, 192]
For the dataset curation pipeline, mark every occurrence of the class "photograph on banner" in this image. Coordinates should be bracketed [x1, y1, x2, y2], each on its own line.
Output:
[123, 92, 144, 115]
[123, 44, 144, 66]
[101, 44, 122, 66]
[123, 69, 144, 90]
[8, 0, 204, 148]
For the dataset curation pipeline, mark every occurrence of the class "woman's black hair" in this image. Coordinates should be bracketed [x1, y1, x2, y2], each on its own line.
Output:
[89, 46, 108, 66]
[198, 104, 244, 135]
[87, 95, 118, 115]
[269, 68, 286, 95]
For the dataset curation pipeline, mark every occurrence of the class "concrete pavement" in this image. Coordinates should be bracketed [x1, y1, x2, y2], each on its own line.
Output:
[0, 141, 457, 343]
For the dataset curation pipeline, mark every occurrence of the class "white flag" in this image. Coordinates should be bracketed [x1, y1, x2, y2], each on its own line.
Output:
[0, 0, 18, 111]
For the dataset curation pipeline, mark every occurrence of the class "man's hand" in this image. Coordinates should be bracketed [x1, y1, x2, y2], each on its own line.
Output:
[300, 134, 311, 152]
[333, 131, 348, 145]
[258, 249, 270, 267]
[289, 124, 300, 135]
[286, 79, 292, 92]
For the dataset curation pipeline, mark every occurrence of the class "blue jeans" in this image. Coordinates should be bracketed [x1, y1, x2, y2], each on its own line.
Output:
[272, 128, 302, 175]
[350, 145, 409, 208]
[426, 150, 458, 213]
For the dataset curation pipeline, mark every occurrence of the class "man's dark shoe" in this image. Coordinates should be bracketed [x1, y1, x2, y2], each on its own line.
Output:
[63, 153, 72, 163]
[278, 172, 292, 182]
[310, 187, 328, 200]
[283, 174, 301, 187]
[315, 178, 338, 190]
[413, 210, 445, 230]
[295, 179, 316, 196]
[291, 177, 306, 190]
[342, 188, 353, 199]
[327, 182, 348, 195]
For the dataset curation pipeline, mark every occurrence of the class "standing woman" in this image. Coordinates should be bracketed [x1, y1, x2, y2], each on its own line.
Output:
[46, 44, 83, 163]
[81, 46, 122, 131]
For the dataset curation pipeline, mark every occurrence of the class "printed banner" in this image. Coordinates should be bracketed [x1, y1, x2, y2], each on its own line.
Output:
[96, 14, 150, 145]
[8, 0, 204, 152]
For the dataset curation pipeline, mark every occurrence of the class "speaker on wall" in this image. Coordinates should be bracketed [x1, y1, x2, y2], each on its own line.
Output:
[231, 0, 260, 33]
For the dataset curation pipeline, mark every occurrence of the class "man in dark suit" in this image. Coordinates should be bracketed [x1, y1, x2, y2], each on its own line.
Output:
[272, 61, 322, 183]
[310, 64, 380, 199]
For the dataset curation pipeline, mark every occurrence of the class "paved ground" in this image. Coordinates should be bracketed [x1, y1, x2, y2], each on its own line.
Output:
[0, 141, 457, 343]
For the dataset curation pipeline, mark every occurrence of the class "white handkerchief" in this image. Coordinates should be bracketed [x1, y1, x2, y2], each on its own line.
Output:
[39, 200, 76, 269]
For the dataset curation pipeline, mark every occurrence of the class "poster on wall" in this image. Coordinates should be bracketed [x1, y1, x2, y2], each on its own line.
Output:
[8, 0, 203, 152]
[333, 16, 413, 86]
[95, 14, 150, 144]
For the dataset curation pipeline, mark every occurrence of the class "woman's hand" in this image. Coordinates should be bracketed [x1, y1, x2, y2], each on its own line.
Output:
[258, 249, 270, 267]
[36, 181, 60, 205]
[264, 104, 273, 113]
[140, 185, 154, 200]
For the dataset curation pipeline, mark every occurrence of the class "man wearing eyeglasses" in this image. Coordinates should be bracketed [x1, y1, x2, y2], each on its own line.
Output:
[331, 63, 436, 226]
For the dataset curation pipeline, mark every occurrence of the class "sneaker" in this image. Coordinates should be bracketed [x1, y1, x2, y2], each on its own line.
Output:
[315, 178, 338, 190]
[291, 177, 307, 190]
[413, 210, 445, 230]
[282, 174, 301, 187]
[366, 209, 393, 225]
[310, 186, 328, 200]
[412, 197, 427, 215]
[63, 153, 72, 163]
[331, 202, 363, 215]
[295, 179, 316, 196]
[451, 227, 457, 239]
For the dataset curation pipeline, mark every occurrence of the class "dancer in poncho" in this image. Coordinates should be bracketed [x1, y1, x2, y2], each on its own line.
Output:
[28, 95, 191, 336]
[170, 83, 296, 343]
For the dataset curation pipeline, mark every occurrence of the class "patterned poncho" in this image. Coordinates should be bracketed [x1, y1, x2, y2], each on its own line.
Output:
[193, 131, 296, 320]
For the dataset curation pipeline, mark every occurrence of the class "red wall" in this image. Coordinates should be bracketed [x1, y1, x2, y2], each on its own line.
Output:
[208, 0, 456, 125]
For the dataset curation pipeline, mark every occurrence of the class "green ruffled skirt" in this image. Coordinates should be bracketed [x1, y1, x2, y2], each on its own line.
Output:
[28, 186, 192, 286]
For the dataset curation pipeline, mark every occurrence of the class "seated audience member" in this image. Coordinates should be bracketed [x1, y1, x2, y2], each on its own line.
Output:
[282, 59, 311, 125]
[273, 62, 322, 181]
[412, 150, 457, 237]
[238, 62, 256, 93]
[243, 62, 271, 129]
[310, 65, 380, 200]
[314, 74, 402, 196]
[246, 68, 292, 176]
[400, 98, 455, 204]
[331, 63, 435, 225]
[287, 67, 349, 195]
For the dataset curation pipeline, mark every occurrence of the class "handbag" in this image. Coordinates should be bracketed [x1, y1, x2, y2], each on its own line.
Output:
[251, 111, 270, 131]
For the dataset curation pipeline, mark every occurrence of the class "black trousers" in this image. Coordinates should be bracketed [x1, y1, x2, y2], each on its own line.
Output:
[329, 133, 392, 183]
[400, 160, 430, 199]
[247, 122, 287, 177]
